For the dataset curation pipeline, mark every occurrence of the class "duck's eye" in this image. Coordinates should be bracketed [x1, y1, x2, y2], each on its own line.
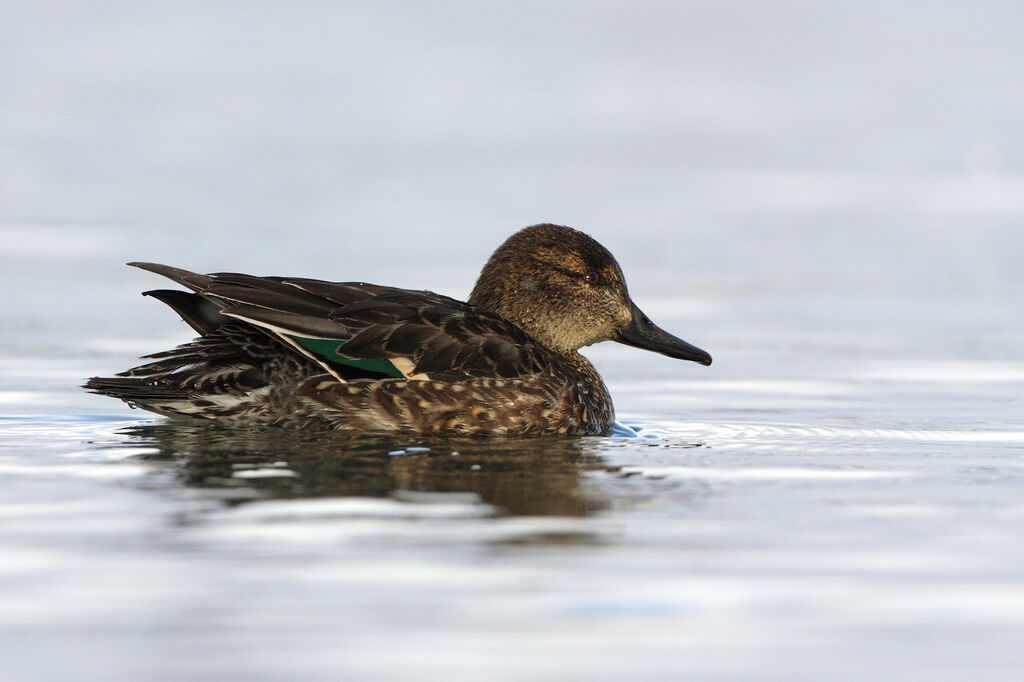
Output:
[584, 271, 601, 285]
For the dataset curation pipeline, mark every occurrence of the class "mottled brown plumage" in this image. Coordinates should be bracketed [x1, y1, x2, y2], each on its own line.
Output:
[85, 224, 711, 436]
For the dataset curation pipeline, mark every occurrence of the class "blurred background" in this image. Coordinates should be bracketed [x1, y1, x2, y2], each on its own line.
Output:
[1, 2, 1022, 680]
[3, 1, 1020, 307]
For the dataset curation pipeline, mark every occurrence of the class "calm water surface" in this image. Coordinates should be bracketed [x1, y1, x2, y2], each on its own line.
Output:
[2, 2, 1023, 680]
[3, 289, 1022, 681]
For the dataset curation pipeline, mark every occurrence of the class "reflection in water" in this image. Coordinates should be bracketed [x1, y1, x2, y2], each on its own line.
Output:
[114, 422, 618, 516]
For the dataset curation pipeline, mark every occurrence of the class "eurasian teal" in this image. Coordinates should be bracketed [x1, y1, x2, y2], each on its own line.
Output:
[86, 224, 711, 436]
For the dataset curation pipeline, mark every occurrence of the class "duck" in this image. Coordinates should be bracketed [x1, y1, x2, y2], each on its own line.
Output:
[85, 223, 711, 436]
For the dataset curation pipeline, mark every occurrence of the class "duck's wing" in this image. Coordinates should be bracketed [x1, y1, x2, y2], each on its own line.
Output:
[129, 263, 550, 382]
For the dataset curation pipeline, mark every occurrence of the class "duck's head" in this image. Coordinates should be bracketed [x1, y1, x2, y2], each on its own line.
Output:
[469, 223, 712, 365]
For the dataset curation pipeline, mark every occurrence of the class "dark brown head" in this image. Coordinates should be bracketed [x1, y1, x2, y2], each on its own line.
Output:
[468, 224, 712, 365]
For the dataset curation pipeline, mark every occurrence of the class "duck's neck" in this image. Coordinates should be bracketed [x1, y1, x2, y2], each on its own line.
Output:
[469, 286, 575, 354]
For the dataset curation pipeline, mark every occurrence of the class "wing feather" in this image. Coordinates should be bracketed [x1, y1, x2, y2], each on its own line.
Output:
[131, 263, 552, 381]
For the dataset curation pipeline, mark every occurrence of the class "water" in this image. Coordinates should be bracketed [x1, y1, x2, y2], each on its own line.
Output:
[2, 2, 1023, 680]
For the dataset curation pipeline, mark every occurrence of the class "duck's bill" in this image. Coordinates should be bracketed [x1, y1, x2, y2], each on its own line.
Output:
[615, 304, 712, 366]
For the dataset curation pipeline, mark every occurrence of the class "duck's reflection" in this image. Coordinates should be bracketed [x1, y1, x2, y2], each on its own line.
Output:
[119, 422, 615, 516]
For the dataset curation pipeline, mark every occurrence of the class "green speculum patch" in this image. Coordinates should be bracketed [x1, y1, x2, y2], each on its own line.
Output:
[287, 335, 404, 378]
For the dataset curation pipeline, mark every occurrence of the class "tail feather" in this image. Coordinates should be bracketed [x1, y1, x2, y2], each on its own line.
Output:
[142, 289, 228, 335]
[128, 262, 210, 292]
[84, 371, 272, 419]
[84, 376, 190, 402]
